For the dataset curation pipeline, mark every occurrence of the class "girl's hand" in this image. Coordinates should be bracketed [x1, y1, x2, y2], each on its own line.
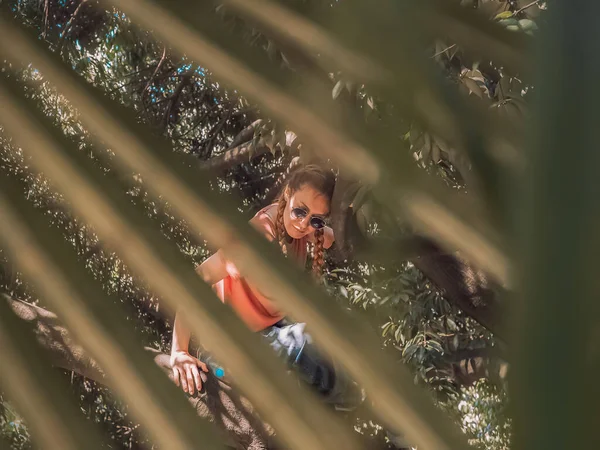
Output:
[170, 350, 208, 395]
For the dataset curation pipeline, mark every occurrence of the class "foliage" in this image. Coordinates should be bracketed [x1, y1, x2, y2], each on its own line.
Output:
[326, 259, 505, 449]
[0, 0, 553, 449]
[0, 397, 32, 450]
[456, 380, 511, 450]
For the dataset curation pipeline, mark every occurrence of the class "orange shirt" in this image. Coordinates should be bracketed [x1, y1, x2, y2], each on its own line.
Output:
[212, 204, 309, 331]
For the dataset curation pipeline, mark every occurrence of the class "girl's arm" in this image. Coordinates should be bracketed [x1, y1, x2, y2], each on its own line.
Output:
[170, 251, 231, 394]
[172, 251, 230, 353]
[170, 208, 277, 394]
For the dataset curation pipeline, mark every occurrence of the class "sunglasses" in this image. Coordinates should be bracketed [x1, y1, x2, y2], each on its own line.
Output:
[291, 207, 327, 230]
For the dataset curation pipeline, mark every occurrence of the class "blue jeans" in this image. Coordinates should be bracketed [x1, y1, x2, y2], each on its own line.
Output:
[260, 321, 336, 398]
[201, 321, 363, 410]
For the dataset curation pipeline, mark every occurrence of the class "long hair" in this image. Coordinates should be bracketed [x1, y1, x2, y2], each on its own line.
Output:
[274, 164, 335, 277]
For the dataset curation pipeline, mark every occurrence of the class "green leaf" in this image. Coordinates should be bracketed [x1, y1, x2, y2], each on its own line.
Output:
[462, 77, 483, 98]
[446, 317, 458, 331]
[332, 80, 344, 100]
[252, 118, 264, 130]
[394, 326, 403, 344]
[339, 285, 348, 298]
[366, 96, 375, 110]
[478, 0, 507, 18]
[518, 18, 538, 31]
[427, 340, 444, 355]
[402, 344, 418, 359]
[494, 10, 514, 20]
[381, 322, 393, 337]
[498, 18, 519, 27]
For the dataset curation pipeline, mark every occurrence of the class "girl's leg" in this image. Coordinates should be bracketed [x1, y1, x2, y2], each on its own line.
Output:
[261, 322, 364, 411]
[197, 321, 364, 410]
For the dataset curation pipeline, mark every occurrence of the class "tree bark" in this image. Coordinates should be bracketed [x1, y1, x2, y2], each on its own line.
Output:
[3, 294, 395, 450]
[199, 141, 271, 173]
[3, 294, 278, 450]
[329, 190, 507, 341]
[409, 238, 507, 342]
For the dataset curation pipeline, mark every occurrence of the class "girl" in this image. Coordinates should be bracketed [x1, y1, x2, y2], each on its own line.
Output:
[170, 165, 337, 396]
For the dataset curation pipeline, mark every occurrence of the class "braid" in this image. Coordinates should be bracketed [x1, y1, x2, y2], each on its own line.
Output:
[276, 197, 288, 255]
[312, 228, 325, 278]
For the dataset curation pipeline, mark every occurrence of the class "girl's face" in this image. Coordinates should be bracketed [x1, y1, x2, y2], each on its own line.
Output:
[284, 184, 330, 240]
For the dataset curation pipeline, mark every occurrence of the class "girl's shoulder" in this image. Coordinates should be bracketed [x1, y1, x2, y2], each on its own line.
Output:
[250, 203, 279, 242]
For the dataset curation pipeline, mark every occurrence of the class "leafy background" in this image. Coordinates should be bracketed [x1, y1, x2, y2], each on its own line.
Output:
[0, 0, 548, 449]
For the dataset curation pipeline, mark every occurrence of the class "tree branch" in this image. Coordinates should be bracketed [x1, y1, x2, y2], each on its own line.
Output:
[141, 46, 167, 103]
[227, 120, 262, 149]
[198, 142, 270, 172]
[431, 43, 456, 59]
[4, 294, 395, 449]
[410, 244, 507, 342]
[515, 0, 541, 15]
[172, 93, 216, 140]
[3, 293, 275, 449]
[162, 72, 192, 131]
[203, 106, 234, 159]
[57, 0, 90, 54]
[5, 294, 105, 383]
